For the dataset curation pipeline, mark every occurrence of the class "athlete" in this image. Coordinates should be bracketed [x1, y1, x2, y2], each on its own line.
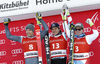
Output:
[49, 23, 68, 64]
[49, 4, 73, 64]
[62, 8, 99, 64]
[4, 12, 49, 64]
[61, 4, 99, 64]
[73, 20, 99, 64]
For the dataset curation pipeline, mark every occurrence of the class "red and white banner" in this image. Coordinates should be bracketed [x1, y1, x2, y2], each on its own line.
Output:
[0, 9, 100, 64]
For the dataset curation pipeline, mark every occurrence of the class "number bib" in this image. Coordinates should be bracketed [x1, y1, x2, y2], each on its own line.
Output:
[49, 35, 67, 58]
[22, 36, 38, 58]
[74, 37, 90, 60]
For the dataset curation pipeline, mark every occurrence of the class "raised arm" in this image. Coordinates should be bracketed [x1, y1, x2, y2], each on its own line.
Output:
[85, 19, 99, 45]
[4, 18, 22, 43]
[35, 12, 49, 41]
[61, 4, 73, 38]
[39, 19, 49, 40]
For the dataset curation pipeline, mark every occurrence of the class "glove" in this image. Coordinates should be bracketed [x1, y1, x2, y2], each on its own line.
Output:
[35, 12, 42, 24]
[86, 18, 94, 26]
[61, 9, 67, 20]
[4, 18, 11, 25]
[35, 12, 42, 20]
[61, 4, 70, 20]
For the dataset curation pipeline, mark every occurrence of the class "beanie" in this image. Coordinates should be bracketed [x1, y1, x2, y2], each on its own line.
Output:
[25, 24, 34, 32]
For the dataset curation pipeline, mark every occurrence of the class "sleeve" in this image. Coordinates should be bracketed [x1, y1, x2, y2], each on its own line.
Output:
[63, 21, 70, 38]
[67, 15, 73, 24]
[86, 25, 99, 45]
[5, 25, 22, 43]
[62, 32, 67, 41]
[63, 13, 74, 38]
[39, 19, 49, 41]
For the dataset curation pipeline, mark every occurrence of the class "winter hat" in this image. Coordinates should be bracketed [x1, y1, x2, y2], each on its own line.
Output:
[25, 23, 34, 32]
[50, 23, 60, 29]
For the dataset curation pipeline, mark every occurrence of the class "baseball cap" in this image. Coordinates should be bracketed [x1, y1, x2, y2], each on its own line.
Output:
[75, 23, 84, 29]
[50, 23, 60, 29]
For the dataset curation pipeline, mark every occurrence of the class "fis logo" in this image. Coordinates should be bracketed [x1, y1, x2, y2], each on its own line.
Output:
[10, 40, 16, 45]
[91, 12, 99, 23]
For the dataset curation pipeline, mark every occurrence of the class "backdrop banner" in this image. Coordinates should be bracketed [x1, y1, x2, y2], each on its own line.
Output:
[0, 9, 100, 64]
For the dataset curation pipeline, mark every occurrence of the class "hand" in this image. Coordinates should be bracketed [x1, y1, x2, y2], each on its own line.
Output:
[35, 12, 42, 20]
[61, 9, 67, 21]
[61, 4, 70, 20]
[35, 12, 42, 24]
[86, 18, 94, 26]
[4, 18, 11, 25]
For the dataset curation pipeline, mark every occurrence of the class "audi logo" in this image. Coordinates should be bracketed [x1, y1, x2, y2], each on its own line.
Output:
[98, 38, 100, 43]
[0, 62, 7, 64]
[11, 48, 23, 54]
[0, 51, 6, 56]
[89, 51, 94, 57]
[97, 26, 100, 33]
[12, 60, 24, 64]
[84, 27, 91, 32]
[0, 39, 5, 45]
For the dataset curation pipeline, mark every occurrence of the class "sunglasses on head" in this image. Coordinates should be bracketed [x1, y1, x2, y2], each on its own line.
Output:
[75, 29, 82, 31]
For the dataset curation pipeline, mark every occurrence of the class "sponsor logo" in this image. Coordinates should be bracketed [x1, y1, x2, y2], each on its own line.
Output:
[0, 51, 6, 56]
[0, 0, 29, 9]
[0, 62, 7, 64]
[84, 27, 91, 32]
[11, 48, 23, 54]
[97, 26, 100, 33]
[44, 35, 50, 54]
[91, 12, 99, 23]
[51, 51, 62, 55]
[0, 39, 5, 45]
[51, 50, 66, 56]
[89, 51, 94, 57]
[74, 42, 86, 44]
[12, 60, 24, 64]
[26, 52, 38, 56]
[36, 0, 63, 5]
[24, 51, 38, 58]
[74, 55, 84, 58]
[0, 30, 5, 34]
[58, 21, 63, 26]
[0, 0, 29, 12]
[23, 40, 37, 44]
[74, 53, 89, 59]
[98, 38, 100, 43]
[36, 31, 40, 35]
[10, 40, 16, 45]
[50, 39, 64, 43]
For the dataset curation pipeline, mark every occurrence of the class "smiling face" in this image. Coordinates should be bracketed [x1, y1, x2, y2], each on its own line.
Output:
[75, 27, 83, 36]
[26, 29, 34, 37]
[51, 27, 60, 36]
